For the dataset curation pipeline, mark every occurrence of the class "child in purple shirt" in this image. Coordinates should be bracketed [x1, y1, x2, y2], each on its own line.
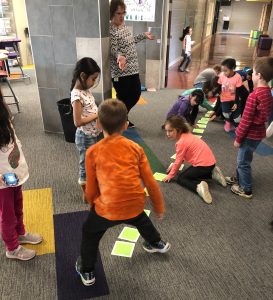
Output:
[166, 90, 204, 126]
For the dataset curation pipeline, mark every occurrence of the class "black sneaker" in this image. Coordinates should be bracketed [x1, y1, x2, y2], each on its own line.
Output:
[75, 257, 96, 286]
[231, 184, 253, 199]
[128, 121, 135, 128]
[225, 176, 238, 185]
[143, 240, 171, 253]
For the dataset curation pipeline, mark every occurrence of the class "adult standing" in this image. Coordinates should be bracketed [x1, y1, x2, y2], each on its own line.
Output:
[110, 0, 154, 128]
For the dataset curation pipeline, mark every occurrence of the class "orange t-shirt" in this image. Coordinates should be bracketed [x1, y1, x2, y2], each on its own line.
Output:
[85, 134, 165, 220]
[218, 72, 243, 102]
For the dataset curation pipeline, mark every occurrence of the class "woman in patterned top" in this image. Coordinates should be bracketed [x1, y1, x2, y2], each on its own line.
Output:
[71, 57, 102, 193]
[110, 0, 154, 128]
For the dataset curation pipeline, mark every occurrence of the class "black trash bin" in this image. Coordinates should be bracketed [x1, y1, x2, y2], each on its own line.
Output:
[57, 98, 76, 143]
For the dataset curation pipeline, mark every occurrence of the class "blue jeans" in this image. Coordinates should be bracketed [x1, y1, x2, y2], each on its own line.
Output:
[75, 128, 100, 182]
[236, 139, 261, 192]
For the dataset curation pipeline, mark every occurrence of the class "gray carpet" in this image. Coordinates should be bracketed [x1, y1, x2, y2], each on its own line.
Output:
[1, 71, 273, 300]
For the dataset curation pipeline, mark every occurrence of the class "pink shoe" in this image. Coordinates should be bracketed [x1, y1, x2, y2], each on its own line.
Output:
[224, 121, 232, 132]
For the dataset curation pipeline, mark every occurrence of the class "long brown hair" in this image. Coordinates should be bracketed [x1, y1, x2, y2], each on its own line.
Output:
[165, 116, 192, 134]
[0, 88, 15, 148]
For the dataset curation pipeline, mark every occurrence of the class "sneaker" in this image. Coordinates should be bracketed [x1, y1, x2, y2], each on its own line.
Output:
[18, 232, 43, 245]
[185, 68, 190, 73]
[196, 181, 212, 204]
[178, 68, 185, 72]
[75, 257, 96, 286]
[78, 178, 86, 186]
[6, 245, 36, 261]
[212, 166, 227, 187]
[231, 184, 252, 199]
[266, 121, 273, 138]
[224, 121, 232, 132]
[225, 176, 238, 185]
[143, 240, 171, 253]
[128, 121, 135, 128]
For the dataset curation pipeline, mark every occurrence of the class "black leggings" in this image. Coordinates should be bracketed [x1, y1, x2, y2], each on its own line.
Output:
[177, 165, 215, 193]
[81, 209, 161, 272]
[112, 74, 141, 113]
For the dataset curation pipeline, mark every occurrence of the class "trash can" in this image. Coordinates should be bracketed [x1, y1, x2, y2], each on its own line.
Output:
[57, 98, 76, 143]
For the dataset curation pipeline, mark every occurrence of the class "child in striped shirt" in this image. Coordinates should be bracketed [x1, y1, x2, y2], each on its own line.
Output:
[226, 57, 273, 198]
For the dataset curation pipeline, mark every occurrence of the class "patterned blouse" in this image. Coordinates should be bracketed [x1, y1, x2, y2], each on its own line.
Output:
[71, 89, 100, 137]
[110, 24, 146, 79]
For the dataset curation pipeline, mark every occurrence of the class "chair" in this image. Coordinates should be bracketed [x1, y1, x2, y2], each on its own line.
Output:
[0, 53, 20, 113]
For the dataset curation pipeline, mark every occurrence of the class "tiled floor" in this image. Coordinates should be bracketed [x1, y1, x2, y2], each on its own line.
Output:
[167, 33, 272, 89]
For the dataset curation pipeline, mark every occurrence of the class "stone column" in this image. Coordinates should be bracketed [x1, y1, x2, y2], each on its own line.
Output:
[25, 0, 111, 133]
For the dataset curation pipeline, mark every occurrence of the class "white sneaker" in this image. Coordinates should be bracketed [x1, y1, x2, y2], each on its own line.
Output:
[6, 245, 36, 261]
[78, 178, 86, 186]
[18, 232, 43, 245]
[266, 121, 273, 138]
[212, 166, 227, 187]
[197, 181, 212, 204]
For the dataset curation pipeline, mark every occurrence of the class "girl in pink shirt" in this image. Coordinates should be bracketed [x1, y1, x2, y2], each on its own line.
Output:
[163, 116, 227, 204]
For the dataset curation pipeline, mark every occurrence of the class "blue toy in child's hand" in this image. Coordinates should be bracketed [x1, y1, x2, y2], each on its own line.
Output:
[2, 173, 19, 186]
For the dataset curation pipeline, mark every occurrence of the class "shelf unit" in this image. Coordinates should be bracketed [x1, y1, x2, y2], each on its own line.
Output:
[0, 0, 16, 37]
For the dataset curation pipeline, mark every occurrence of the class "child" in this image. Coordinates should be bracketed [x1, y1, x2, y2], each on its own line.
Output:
[226, 57, 273, 198]
[163, 116, 227, 204]
[217, 58, 249, 132]
[178, 26, 194, 72]
[165, 89, 204, 127]
[76, 99, 170, 286]
[236, 67, 254, 93]
[71, 57, 102, 192]
[0, 89, 42, 261]
[194, 64, 221, 92]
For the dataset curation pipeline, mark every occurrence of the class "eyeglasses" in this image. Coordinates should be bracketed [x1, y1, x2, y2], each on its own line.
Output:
[115, 11, 126, 16]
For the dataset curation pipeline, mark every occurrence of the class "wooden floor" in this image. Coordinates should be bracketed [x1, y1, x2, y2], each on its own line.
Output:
[167, 33, 273, 89]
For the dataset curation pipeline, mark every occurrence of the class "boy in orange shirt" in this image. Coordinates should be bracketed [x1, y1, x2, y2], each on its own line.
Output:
[76, 99, 170, 286]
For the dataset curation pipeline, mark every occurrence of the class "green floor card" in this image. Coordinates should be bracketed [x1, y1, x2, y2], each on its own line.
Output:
[111, 241, 135, 258]
[153, 172, 167, 181]
[118, 227, 140, 242]
[201, 117, 210, 121]
[144, 209, 151, 216]
[205, 113, 212, 117]
[197, 119, 209, 125]
[197, 123, 207, 129]
[171, 154, 176, 159]
[193, 128, 204, 134]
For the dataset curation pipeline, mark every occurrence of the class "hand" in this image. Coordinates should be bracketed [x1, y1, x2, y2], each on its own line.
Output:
[231, 103, 237, 112]
[234, 141, 240, 148]
[117, 55, 126, 70]
[144, 32, 155, 40]
[0, 175, 6, 187]
[155, 213, 164, 220]
[163, 176, 171, 183]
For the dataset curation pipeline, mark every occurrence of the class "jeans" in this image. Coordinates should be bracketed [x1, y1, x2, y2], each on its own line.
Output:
[179, 50, 191, 71]
[177, 165, 215, 192]
[236, 139, 261, 192]
[75, 128, 101, 182]
[81, 209, 161, 272]
[0, 186, 25, 251]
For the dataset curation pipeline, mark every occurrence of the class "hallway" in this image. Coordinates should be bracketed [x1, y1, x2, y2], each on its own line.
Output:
[167, 33, 273, 89]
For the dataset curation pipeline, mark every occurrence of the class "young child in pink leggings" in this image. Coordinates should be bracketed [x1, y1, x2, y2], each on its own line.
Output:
[0, 90, 42, 261]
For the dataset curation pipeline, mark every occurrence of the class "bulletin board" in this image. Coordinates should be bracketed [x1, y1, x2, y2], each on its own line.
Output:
[124, 0, 156, 22]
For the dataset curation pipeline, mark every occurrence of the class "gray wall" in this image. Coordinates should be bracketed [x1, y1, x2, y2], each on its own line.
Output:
[217, 1, 264, 34]
[25, 0, 111, 133]
[169, 0, 208, 66]
[268, 8, 273, 36]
